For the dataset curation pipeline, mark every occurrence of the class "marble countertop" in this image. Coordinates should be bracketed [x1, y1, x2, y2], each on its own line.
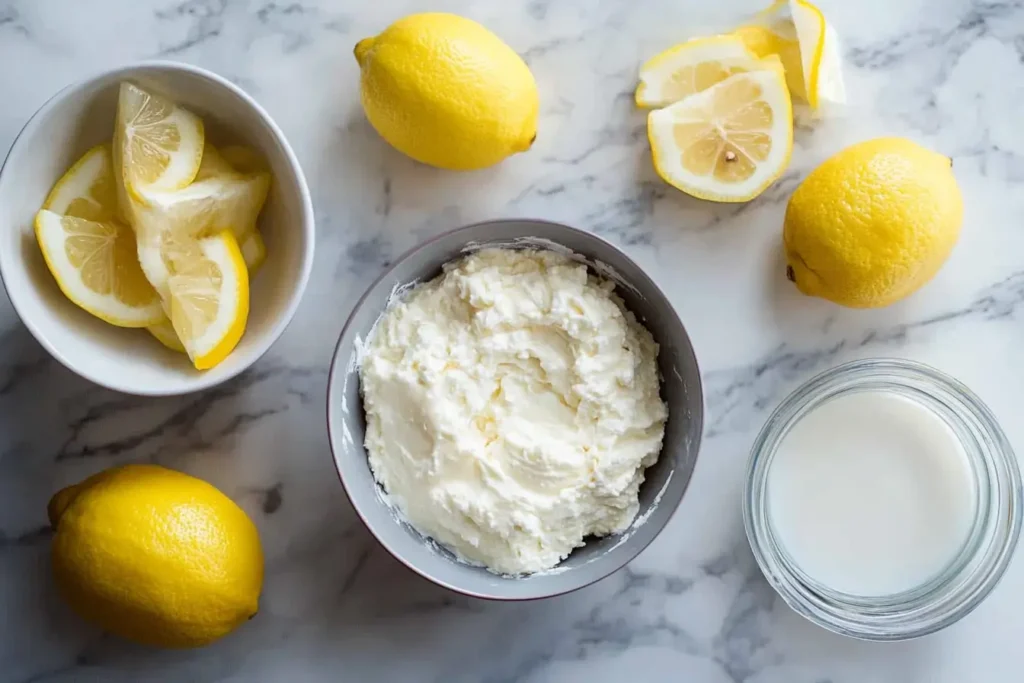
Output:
[2, 0, 1022, 680]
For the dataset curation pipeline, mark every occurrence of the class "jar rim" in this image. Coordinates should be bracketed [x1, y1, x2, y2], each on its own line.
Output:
[743, 358, 1022, 640]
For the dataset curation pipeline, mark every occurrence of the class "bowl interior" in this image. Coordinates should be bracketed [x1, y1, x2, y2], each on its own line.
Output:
[327, 220, 704, 599]
[0, 63, 311, 395]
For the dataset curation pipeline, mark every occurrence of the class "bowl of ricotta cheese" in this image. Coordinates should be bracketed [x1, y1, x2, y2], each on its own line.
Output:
[327, 219, 703, 599]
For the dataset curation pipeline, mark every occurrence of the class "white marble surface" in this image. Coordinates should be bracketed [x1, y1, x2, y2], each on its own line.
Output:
[1, 0, 1022, 680]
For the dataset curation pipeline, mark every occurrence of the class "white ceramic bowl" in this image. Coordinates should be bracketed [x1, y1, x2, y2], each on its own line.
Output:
[0, 61, 314, 395]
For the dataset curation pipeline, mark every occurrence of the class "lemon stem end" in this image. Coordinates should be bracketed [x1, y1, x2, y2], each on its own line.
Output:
[47, 484, 81, 529]
[513, 131, 537, 154]
[354, 38, 374, 66]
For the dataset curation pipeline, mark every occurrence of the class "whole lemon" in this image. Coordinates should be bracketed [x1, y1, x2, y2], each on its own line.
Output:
[784, 137, 963, 308]
[48, 464, 263, 648]
[354, 13, 539, 170]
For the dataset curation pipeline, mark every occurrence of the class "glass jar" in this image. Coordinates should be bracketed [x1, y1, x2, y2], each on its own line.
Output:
[744, 358, 1022, 640]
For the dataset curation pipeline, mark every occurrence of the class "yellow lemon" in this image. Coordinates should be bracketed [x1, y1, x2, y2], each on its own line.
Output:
[49, 464, 263, 649]
[354, 13, 538, 170]
[784, 138, 963, 308]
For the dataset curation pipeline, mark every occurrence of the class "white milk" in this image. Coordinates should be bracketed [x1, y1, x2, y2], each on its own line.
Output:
[767, 390, 977, 597]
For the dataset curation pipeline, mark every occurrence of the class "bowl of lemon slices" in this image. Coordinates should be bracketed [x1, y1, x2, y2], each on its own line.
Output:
[0, 61, 314, 395]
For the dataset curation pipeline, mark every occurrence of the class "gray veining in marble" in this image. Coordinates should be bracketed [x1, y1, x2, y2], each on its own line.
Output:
[3, 0, 1024, 681]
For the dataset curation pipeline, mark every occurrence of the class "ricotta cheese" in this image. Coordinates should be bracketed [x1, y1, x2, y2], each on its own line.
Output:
[359, 248, 667, 575]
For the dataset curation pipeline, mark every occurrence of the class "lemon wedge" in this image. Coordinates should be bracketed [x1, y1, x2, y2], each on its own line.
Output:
[146, 318, 186, 352]
[146, 228, 264, 353]
[732, 22, 805, 102]
[219, 145, 266, 174]
[734, 0, 844, 110]
[239, 230, 267, 273]
[34, 209, 164, 327]
[160, 231, 249, 370]
[194, 143, 239, 181]
[129, 169, 270, 246]
[115, 82, 204, 199]
[648, 62, 793, 202]
[790, 0, 845, 109]
[635, 35, 764, 109]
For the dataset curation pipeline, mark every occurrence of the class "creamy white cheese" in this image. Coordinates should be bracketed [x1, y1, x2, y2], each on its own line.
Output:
[359, 248, 667, 575]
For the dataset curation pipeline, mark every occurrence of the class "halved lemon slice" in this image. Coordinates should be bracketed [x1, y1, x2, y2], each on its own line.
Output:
[43, 145, 120, 221]
[734, 0, 844, 110]
[116, 82, 204, 199]
[648, 63, 793, 202]
[163, 231, 249, 370]
[34, 209, 164, 326]
[147, 318, 186, 352]
[635, 35, 763, 108]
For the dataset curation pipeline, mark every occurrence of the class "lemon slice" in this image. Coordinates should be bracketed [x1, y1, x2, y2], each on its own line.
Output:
[147, 318, 186, 352]
[116, 82, 204, 199]
[648, 63, 793, 202]
[162, 231, 249, 370]
[34, 209, 164, 327]
[635, 35, 763, 108]
[43, 145, 120, 221]
[734, 0, 844, 110]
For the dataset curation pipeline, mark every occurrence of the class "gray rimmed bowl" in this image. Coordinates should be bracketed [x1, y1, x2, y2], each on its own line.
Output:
[326, 219, 704, 599]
